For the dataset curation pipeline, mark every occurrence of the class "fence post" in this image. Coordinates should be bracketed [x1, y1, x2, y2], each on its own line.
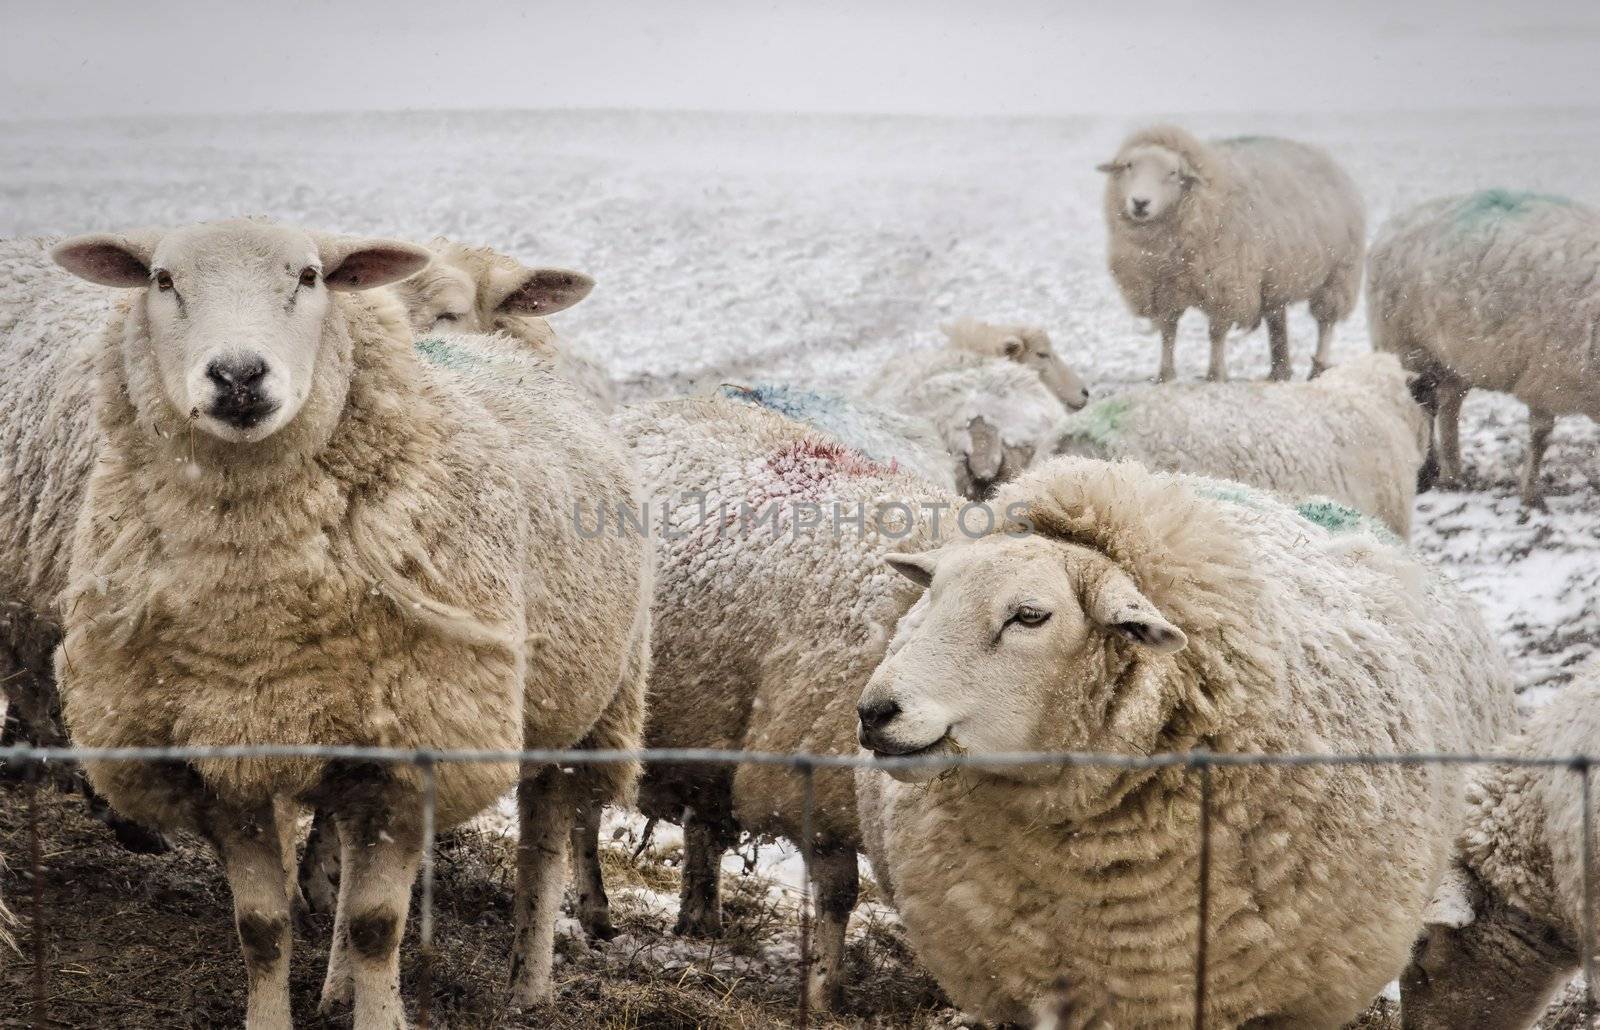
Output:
[797, 758, 816, 1028]
[416, 753, 438, 1030]
[1578, 757, 1595, 1028]
[1193, 756, 1212, 1030]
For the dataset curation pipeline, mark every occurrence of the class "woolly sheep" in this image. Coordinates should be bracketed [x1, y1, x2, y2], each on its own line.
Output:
[0, 238, 173, 855]
[1055, 351, 1430, 538]
[867, 348, 1076, 498]
[1401, 670, 1600, 1029]
[1098, 125, 1365, 382]
[585, 395, 963, 1010]
[1367, 189, 1600, 509]
[940, 317, 1091, 408]
[48, 220, 651, 1025]
[717, 382, 959, 492]
[392, 237, 617, 411]
[855, 457, 1516, 1026]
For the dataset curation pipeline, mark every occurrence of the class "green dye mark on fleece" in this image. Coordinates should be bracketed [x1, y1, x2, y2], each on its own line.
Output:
[1295, 498, 1366, 534]
[1453, 189, 1572, 227]
[413, 336, 485, 372]
[1196, 482, 1270, 511]
[1060, 396, 1131, 449]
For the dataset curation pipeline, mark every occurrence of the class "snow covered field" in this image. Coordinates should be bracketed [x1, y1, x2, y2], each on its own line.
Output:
[1, 105, 1595, 699]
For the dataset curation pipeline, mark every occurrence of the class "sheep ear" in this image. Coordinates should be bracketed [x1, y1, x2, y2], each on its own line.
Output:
[51, 231, 161, 288]
[1001, 335, 1026, 359]
[885, 551, 940, 590]
[966, 416, 1004, 483]
[496, 267, 595, 317]
[317, 236, 432, 292]
[1423, 863, 1480, 929]
[1087, 566, 1186, 654]
[1179, 163, 1204, 188]
[1095, 161, 1122, 174]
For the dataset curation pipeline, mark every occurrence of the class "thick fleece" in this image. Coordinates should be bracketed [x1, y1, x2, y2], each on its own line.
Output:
[612, 396, 962, 1008]
[1056, 351, 1428, 537]
[1402, 670, 1600, 1030]
[1102, 125, 1365, 381]
[858, 457, 1516, 1027]
[1367, 189, 1600, 508]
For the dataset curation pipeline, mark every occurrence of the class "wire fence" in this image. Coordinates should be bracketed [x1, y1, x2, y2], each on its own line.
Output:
[0, 742, 1595, 1029]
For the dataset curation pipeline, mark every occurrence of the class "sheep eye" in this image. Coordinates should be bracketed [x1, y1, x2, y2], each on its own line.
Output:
[1009, 606, 1052, 628]
[298, 266, 318, 288]
[433, 312, 462, 324]
[153, 270, 174, 292]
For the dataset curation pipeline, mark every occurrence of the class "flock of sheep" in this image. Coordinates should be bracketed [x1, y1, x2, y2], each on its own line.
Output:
[0, 120, 1597, 1029]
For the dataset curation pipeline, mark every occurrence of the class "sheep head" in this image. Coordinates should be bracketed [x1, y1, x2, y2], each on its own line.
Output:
[397, 239, 593, 341]
[53, 220, 428, 444]
[1098, 142, 1200, 224]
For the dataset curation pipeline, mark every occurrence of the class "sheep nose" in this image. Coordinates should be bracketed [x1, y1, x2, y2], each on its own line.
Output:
[205, 355, 277, 429]
[1130, 197, 1150, 216]
[206, 355, 268, 392]
[857, 698, 901, 736]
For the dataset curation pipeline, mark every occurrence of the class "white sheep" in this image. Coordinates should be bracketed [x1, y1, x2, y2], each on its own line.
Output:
[0, 238, 173, 855]
[1055, 351, 1429, 538]
[1366, 189, 1600, 509]
[867, 347, 1077, 499]
[1401, 669, 1600, 1029]
[392, 237, 616, 411]
[588, 395, 963, 1011]
[717, 382, 959, 492]
[48, 220, 651, 1025]
[940, 317, 1091, 409]
[1098, 125, 1366, 382]
[855, 457, 1516, 1027]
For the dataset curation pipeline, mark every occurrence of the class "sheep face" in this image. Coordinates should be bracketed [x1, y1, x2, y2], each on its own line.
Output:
[1401, 907, 1574, 1030]
[1099, 143, 1196, 224]
[1012, 329, 1089, 409]
[396, 241, 594, 336]
[856, 534, 1185, 783]
[52, 222, 429, 443]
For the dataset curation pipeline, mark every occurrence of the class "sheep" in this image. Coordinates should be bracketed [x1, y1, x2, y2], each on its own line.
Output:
[1055, 351, 1430, 538]
[391, 237, 616, 411]
[580, 395, 964, 1011]
[854, 456, 1516, 1027]
[0, 237, 173, 855]
[867, 348, 1077, 498]
[47, 219, 651, 1025]
[1366, 189, 1600, 510]
[1400, 669, 1600, 1029]
[1097, 125, 1366, 383]
[717, 382, 959, 492]
[940, 317, 1091, 408]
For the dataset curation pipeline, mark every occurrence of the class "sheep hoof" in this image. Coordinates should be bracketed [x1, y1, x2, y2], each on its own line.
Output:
[1267, 366, 1293, 382]
[581, 916, 619, 943]
[673, 911, 724, 938]
[508, 982, 554, 1011]
[107, 816, 172, 855]
[1309, 360, 1332, 379]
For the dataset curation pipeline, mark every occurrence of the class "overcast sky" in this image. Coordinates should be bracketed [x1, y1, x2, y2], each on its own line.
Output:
[4, 0, 1598, 121]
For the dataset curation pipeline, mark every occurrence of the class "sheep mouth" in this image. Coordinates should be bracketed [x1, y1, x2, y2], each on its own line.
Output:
[870, 732, 955, 763]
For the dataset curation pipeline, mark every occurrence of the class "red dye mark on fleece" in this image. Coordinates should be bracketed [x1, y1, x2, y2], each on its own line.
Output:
[763, 437, 887, 488]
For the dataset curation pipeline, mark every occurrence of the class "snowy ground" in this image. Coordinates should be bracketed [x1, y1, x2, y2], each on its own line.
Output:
[3, 105, 1595, 700]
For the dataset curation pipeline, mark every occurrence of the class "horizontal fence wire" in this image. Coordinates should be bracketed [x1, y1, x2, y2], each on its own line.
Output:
[2, 743, 1596, 1029]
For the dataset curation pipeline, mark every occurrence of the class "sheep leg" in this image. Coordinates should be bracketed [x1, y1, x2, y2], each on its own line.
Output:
[1521, 408, 1556, 510]
[208, 802, 294, 1030]
[805, 846, 859, 1013]
[571, 799, 618, 941]
[510, 767, 576, 1008]
[1206, 320, 1229, 382]
[335, 797, 423, 1030]
[1155, 314, 1180, 383]
[675, 808, 727, 937]
[1435, 376, 1469, 487]
[317, 818, 354, 1013]
[1310, 320, 1336, 378]
[1264, 307, 1291, 381]
[299, 807, 341, 916]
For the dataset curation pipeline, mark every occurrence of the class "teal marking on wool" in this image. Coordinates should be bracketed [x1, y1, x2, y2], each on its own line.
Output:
[720, 383, 848, 423]
[1060, 396, 1131, 449]
[1196, 482, 1270, 510]
[1454, 189, 1573, 226]
[413, 336, 485, 371]
[1295, 498, 1365, 533]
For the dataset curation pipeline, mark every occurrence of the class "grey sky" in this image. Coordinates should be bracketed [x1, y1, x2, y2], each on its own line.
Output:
[5, 0, 1598, 120]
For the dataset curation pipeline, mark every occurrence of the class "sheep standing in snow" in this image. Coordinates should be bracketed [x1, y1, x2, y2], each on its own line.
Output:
[1401, 670, 1600, 1030]
[855, 457, 1515, 1026]
[1055, 351, 1430, 538]
[1098, 125, 1365, 382]
[579, 396, 963, 1011]
[48, 220, 650, 1024]
[0, 238, 172, 855]
[1367, 189, 1600, 510]
[718, 382, 959, 492]
[867, 347, 1080, 498]
[940, 317, 1091, 408]
[392, 237, 616, 410]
